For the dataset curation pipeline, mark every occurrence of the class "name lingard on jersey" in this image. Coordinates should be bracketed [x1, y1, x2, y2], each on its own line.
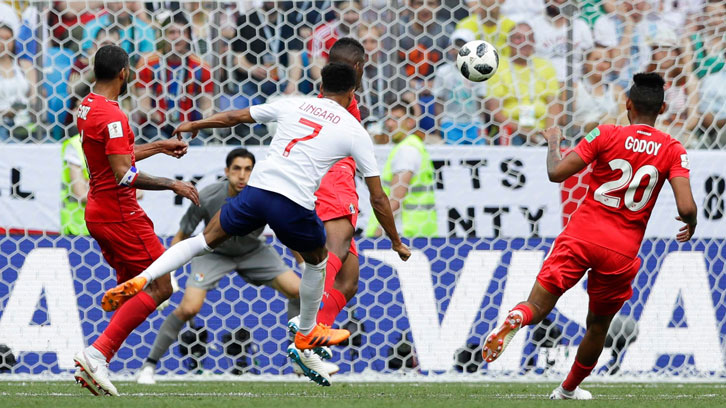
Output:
[298, 102, 342, 124]
[625, 134, 662, 156]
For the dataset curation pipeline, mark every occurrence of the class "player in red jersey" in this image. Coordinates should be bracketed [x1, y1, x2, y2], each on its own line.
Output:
[483, 73, 698, 400]
[71, 45, 199, 396]
[286, 38, 367, 382]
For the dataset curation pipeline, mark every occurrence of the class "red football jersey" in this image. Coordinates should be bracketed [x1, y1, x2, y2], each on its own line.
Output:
[77, 93, 145, 222]
[563, 124, 690, 258]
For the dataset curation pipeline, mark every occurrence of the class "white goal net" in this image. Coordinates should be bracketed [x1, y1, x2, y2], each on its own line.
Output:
[0, 0, 725, 381]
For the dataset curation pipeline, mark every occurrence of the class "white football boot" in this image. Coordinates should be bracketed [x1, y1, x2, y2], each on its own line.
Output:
[136, 363, 156, 385]
[549, 385, 593, 400]
[287, 345, 333, 386]
[73, 366, 100, 396]
[73, 348, 119, 396]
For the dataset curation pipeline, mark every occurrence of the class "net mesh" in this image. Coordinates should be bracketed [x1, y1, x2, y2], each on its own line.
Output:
[0, 0, 725, 380]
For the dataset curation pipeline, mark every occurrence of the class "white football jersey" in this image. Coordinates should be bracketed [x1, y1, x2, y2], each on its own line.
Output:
[248, 96, 380, 210]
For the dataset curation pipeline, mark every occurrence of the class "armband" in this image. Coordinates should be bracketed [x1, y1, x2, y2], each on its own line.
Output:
[119, 166, 139, 187]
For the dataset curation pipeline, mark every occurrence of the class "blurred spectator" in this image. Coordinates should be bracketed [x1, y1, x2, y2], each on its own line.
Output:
[135, 15, 213, 142]
[0, 2, 19, 35]
[14, 2, 45, 124]
[232, 1, 303, 105]
[644, 27, 700, 147]
[48, 1, 103, 53]
[689, 0, 726, 79]
[0, 24, 31, 141]
[358, 24, 401, 125]
[60, 133, 90, 235]
[82, 1, 156, 65]
[698, 71, 726, 148]
[366, 103, 438, 238]
[183, 1, 213, 59]
[529, 0, 594, 83]
[569, 45, 618, 136]
[485, 22, 559, 145]
[500, 0, 544, 24]
[612, 0, 663, 90]
[398, 0, 451, 133]
[68, 28, 121, 123]
[308, 1, 361, 62]
[433, 29, 488, 145]
[455, 0, 515, 57]
[579, 0, 618, 49]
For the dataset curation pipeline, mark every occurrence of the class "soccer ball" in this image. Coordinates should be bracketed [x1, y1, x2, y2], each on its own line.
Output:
[456, 40, 499, 82]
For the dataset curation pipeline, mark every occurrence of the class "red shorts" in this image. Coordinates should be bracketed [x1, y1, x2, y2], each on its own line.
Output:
[315, 159, 359, 257]
[537, 234, 641, 315]
[87, 214, 165, 284]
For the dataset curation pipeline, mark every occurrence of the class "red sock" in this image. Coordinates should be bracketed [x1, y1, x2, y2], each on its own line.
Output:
[317, 287, 347, 326]
[316, 253, 345, 325]
[511, 303, 533, 326]
[562, 359, 596, 391]
[92, 291, 157, 362]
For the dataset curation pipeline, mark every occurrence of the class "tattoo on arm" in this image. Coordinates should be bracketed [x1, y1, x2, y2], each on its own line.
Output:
[133, 172, 175, 191]
[547, 137, 562, 175]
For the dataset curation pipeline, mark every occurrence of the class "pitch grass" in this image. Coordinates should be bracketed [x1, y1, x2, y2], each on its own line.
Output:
[1, 381, 726, 407]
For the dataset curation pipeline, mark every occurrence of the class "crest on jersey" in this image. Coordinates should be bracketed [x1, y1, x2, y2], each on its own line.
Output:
[349, 203, 355, 214]
[681, 154, 690, 169]
[585, 128, 600, 143]
[194, 272, 205, 282]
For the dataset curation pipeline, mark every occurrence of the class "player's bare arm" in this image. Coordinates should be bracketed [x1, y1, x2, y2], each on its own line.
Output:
[134, 139, 189, 161]
[365, 175, 411, 261]
[107, 154, 200, 205]
[172, 108, 255, 139]
[543, 127, 588, 183]
[669, 176, 698, 242]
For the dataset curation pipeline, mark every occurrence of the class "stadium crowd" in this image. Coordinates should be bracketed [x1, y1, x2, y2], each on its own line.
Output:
[0, 0, 725, 147]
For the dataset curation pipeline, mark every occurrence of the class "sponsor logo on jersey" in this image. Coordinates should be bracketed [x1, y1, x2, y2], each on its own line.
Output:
[585, 128, 600, 143]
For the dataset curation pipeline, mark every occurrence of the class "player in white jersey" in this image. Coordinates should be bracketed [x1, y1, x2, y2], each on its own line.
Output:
[102, 63, 411, 354]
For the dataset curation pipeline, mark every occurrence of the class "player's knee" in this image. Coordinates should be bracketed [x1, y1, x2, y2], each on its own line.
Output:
[176, 303, 201, 321]
[151, 281, 173, 303]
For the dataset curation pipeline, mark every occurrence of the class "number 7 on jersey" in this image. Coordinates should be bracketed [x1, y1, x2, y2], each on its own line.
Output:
[283, 118, 323, 157]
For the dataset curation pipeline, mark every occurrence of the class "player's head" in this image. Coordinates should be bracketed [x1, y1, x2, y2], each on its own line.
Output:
[225, 148, 256, 195]
[626, 72, 666, 122]
[94, 44, 130, 95]
[329, 37, 365, 90]
[321, 62, 357, 107]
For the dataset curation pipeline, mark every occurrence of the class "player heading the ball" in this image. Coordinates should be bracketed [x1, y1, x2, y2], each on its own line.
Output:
[482, 72, 697, 400]
[101, 62, 411, 350]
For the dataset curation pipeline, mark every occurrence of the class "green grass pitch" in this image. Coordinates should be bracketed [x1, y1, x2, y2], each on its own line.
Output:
[1, 381, 726, 407]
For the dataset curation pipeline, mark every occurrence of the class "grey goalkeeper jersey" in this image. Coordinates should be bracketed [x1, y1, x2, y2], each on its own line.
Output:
[179, 181, 264, 257]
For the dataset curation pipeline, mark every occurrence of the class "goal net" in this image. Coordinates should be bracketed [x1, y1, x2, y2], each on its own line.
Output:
[0, 0, 725, 381]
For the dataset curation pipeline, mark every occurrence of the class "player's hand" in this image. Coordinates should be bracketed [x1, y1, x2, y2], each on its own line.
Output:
[675, 216, 696, 242]
[392, 241, 411, 261]
[172, 122, 199, 140]
[172, 180, 200, 206]
[157, 139, 189, 158]
[543, 127, 563, 144]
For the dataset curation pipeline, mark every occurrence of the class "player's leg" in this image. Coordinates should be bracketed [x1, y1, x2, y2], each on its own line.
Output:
[103, 186, 269, 309]
[483, 235, 588, 363]
[317, 217, 356, 326]
[137, 285, 208, 384]
[549, 310, 614, 400]
[264, 270, 301, 321]
[263, 192, 350, 348]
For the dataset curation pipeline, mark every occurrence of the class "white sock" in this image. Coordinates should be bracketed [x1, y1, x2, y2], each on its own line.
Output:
[140, 234, 212, 287]
[297, 256, 327, 335]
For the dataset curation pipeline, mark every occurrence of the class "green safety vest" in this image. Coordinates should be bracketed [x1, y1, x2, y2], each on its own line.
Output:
[60, 134, 90, 235]
[366, 134, 438, 237]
